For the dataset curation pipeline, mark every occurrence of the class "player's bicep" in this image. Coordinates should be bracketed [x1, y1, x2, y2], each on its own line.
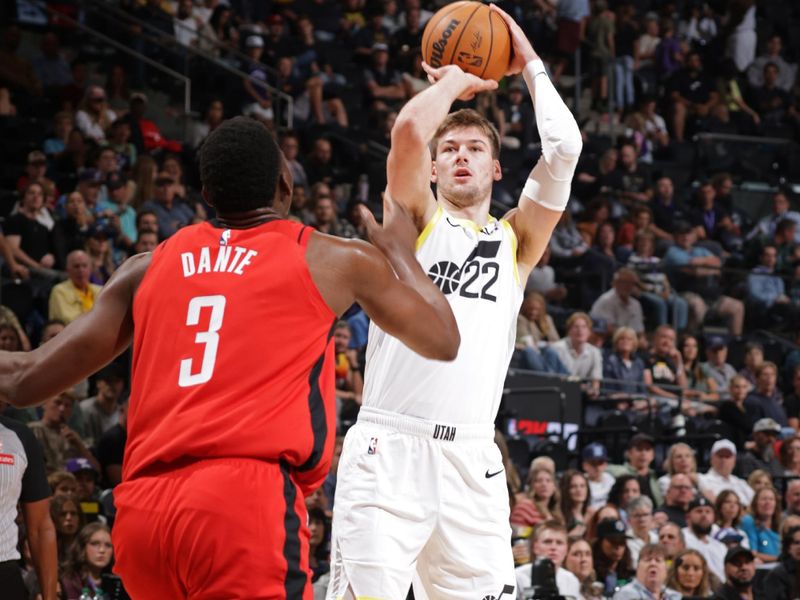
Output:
[386, 123, 436, 223]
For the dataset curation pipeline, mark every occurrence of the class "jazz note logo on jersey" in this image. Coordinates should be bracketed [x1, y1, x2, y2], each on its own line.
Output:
[219, 229, 231, 246]
[367, 437, 378, 455]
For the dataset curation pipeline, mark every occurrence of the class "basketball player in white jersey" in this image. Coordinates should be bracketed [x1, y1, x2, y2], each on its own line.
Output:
[328, 6, 582, 599]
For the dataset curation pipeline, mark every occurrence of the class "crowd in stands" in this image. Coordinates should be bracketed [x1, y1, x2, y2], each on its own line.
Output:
[1, 0, 800, 598]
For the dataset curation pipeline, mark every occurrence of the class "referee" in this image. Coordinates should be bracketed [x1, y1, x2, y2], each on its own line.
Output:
[0, 414, 57, 599]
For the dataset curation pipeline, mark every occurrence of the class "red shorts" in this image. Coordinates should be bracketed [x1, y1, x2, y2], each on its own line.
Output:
[113, 458, 312, 599]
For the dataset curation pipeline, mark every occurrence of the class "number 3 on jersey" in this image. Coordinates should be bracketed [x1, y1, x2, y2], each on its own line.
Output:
[178, 295, 226, 387]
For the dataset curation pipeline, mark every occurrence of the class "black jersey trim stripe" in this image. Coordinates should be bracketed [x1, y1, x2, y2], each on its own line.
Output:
[281, 461, 307, 598]
[297, 318, 336, 472]
[297, 225, 308, 244]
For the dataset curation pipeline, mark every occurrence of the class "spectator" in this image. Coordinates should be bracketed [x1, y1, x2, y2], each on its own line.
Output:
[784, 480, 800, 519]
[550, 313, 603, 395]
[0, 24, 42, 96]
[666, 548, 712, 598]
[612, 143, 653, 205]
[333, 321, 362, 423]
[49, 250, 102, 324]
[140, 171, 196, 239]
[741, 486, 782, 563]
[628, 232, 688, 330]
[51, 191, 91, 270]
[749, 191, 800, 244]
[28, 392, 98, 475]
[560, 470, 593, 537]
[43, 111, 74, 159]
[59, 522, 114, 599]
[241, 35, 273, 127]
[96, 396, 127, 489]
[608, 475, 642, 521]
[738, 418, 784, 479]
[313, 196, 357, 239]
[31, 31, 72, 93]
[747, 34, 798, 93]
[713, 489, 750, 549]
[75, 86, 116, 145]
[714, 546, 762, 600]
[16, 150, 57, 197]
[646, 325, 687, 403]
[659, 522, 686, 565]
[744, 364, 787, 427]
[590, 268, 645, 335]
[97, 174, 137, 250]
[105, 120, 136, 174]
[50, 494, 83, 563]
[79, 364, 125, 449]
[308, 507, 330, 590]
[593, 518, 635, 597]
[753, 63, 794, 129]
[515, 521, 582, 599]
[747, 244, 800, 324]
[690, 181, 740, 251]
[5, 182, 56, 272]
[64, 458, 103, 524]
[763, 525, 800, 598]
[739, 343, 764, 386]
[603, 326, 650, 394]
[747, 470, 774, 495]
[280, 131, 308, 193]
[525, 246, 569, 306]
[189, 99, 224, 150]
[613, 543, 679, 600]
[352, 5, 391, 60]
[683, 496, 728, 582]
[584, 443, 615, 510]
[658, 443, 699, 498]
[699, 439, 754, 506]
[363, 43, 405, 111]
[654, 473, 694, 529]
[516, 291, 562, 372]
[588, 505, 623, 541]
[48, 470, 77, 498]
[681, 334, 720, 410]
[651, 177, 686, 239]
[662, 221, 744, 336]
[626, 496, 658, 564]
[122, 93, 182, 155]
[609, 434, 663, 506]
[667, 52, 719, 142]
[565, 537, 600, 600]
[512, 467, 563, 528]
[0, 412, 57, 600]
[784, 365, 800, 430]
[701, 336, 738, 400]
[133, 230, 158, 254]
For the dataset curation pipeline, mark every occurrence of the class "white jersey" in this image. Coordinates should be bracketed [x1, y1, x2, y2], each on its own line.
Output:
[362, 205, 523, 425]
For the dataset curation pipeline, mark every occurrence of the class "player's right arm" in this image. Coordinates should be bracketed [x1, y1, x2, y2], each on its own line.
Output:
[0, 254, 147, 408]
[307, 200, 459, 361]
[388, 65, 497, 228]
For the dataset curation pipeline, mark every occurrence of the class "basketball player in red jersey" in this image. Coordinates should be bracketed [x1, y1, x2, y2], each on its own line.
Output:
[0, 117, 459, 599]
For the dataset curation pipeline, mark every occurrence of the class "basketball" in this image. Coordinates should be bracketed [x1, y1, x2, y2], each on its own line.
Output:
[421, 1, 512, 82]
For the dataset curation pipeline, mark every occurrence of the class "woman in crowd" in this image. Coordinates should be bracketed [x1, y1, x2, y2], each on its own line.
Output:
[713, 489, 750, 548]
[658, 442, 698, 497]
[764, 525, 800, 599]
[85, 228, 117, 285]
[681, 334, 720, 410]
[105, 63, 131, 116]
[603, 326, 651, 395]
[626, 495, 657, 563]
[516, 291, 563, 373]
[60, 522, 114, 599]
[586, 504, 622, 542]
[592, 221, 624, 266]
[308, 507, 330, 585]
[51, 494, 84, 562]
[741, 486, 782, 562]
[747, 469, 773, 494]
[779, 436, 800, 477]
[607, 475, 641, 524]
[739, 342, 764, 386]
[666, 549, 713, 598]
[592, 518, 635, 597]
[560, 469, 594, 537]
[511, 467, 562, 527]
[565, 536, 602, 600]
[130, 155, 157, 208]
[75, 85, 116, 145]
[51, 191, 92, 269]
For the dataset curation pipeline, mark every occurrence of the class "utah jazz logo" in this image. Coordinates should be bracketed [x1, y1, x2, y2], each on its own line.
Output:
[482, 584, 515, 600]
[426, 241, 501, 302]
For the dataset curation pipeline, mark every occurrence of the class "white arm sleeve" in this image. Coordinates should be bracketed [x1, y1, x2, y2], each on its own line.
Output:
[520, 59, 583, 212]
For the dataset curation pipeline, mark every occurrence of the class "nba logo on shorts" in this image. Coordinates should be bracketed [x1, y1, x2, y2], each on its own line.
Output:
[367, 437, 378, 455]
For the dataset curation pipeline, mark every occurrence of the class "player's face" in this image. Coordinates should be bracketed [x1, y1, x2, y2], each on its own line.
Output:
[432, 126, 500, 208]
[85, 530, 113, 570]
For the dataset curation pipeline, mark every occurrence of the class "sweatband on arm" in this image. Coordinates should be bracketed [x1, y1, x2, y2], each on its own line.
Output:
[520, 59, 583, 212]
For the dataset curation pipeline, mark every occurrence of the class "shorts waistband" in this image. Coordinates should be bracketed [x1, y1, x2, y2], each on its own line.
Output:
[357, 407, 494, 442]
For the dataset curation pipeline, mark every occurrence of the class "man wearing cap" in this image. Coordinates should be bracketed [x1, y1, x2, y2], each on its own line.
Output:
[16, 150, 57, 200]
[699, 439, 754, 506]
[608, 433, 664, 507]
[363, 42, 406, 110]
[683, 496, 728, 581]
[65, 457, 103, 523]
[590, 268, 646, 336]
[48, 250, 102, 325]
[744, 362, 788, 428]
[654, 473, 694, 528]
[96, 174, 137, 249]
[736, 418, 783, 479]
[515, 520, 581, 599]
[595, 518, 636, 596]
[612, 543, 680, 600]
[140, 171, 196, 239]
[713, 546, 764, 600]
[583, 442, 616, 509]
[74, 169, 103, 214]
[701, 336, 737, 399]
[242, 34, 274, 127]
[79, 364, 126, 449]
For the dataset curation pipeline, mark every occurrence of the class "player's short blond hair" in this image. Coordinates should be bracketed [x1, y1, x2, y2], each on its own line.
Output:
[431, 109, 501, 159]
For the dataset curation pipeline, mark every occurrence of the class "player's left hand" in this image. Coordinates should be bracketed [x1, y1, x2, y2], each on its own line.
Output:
[489, 4, 539, 75]
[421, 62, 498, 101]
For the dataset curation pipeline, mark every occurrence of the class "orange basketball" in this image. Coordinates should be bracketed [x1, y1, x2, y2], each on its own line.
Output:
[421, 1, 511, 82]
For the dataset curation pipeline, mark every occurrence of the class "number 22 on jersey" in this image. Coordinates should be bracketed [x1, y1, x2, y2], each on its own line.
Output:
[178, 295, 226, 387]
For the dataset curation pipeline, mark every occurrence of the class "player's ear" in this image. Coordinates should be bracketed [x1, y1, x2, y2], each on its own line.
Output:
[201, 186, 214, 208]
[493, 158, 502, 181]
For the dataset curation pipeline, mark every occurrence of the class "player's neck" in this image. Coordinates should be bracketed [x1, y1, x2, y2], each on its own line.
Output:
[216, 208, 283, 229]
[437, 195, 491, 227]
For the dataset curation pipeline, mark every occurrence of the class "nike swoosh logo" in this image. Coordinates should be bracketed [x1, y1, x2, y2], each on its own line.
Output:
[485, 469, 504, 479]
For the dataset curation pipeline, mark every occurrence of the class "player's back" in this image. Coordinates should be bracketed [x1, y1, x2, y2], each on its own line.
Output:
[123, 220, 336, 485]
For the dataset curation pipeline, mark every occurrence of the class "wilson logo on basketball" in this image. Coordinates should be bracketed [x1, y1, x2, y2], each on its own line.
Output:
[429, 19, 461, 67]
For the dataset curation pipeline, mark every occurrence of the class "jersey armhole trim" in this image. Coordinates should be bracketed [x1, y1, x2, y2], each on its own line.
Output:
[415, 205, 443, 252]
[500, 219, 521, 287]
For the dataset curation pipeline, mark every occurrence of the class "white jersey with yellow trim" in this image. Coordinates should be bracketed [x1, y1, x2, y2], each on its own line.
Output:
[362, 205, 524, 426]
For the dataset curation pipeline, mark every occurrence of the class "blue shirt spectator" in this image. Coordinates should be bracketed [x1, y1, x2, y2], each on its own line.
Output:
[747, 265, 785, 308]
[740, 513, 781, 557]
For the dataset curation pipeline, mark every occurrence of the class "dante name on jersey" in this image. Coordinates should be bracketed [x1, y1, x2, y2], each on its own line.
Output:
[180, 245, 258, 278]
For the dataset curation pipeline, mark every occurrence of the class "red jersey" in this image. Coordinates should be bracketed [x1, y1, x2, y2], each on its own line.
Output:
[123, 220, 337, 493]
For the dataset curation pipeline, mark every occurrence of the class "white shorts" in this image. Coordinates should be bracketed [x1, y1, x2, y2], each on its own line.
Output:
[327, 407, 516, 600]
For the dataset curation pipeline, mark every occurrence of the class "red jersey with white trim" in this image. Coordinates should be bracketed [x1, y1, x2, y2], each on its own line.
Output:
[122, 220, 337, 494]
